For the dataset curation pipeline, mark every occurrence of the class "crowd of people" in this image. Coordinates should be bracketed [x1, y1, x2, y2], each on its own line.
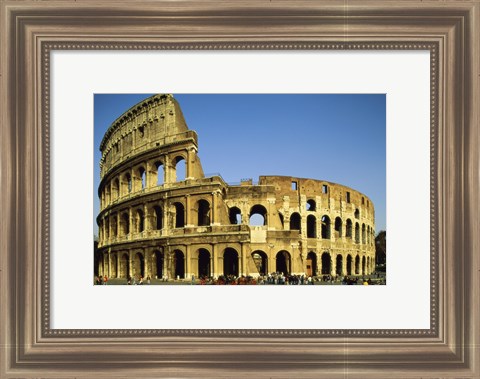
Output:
[94, 272, 385, 285]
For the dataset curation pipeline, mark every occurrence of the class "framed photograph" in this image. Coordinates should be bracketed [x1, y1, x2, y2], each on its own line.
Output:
[1, 1, 478, 378]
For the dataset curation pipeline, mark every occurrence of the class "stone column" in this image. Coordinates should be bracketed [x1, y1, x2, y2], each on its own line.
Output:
[185, 195, 193, 227]
[108, 251, 112, 278]
[186, 147, 195, 180]
[211, 190, 221, 226]
[162, 201, 169, 235]
[318, 253, 323, 275]
[241, 243, 247, 276]
[212, 244, 218, 277]
[117, 215, 121, 239]
[329, 254, 335, 276]
[107, 216, 112, 244]
[128, 250, 133, 278]
[128, 207, 133, 240]
[144, 204, 152, 231]
[342, 254, 347, 276]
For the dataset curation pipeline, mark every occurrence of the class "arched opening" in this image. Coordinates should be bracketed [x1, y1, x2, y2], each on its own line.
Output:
[307, 215, 316, 238]
[276, 251, 291, 275]
[110, 255, 117, 278]
[223, 248, 239, 277]
[355, 255, 360, 275]
[334, 217, 342, 238]
[336, 255, 343, 276]
[355, 223, 360, 243]
[112, 178, 119, 199]
[153, 250, 164, 279]
[251, 251, 268, 275]
[119, 253, 129, 278]
[121, 213, 129, 236]
[197, 249, 210, 278]
[362, 256, 366, 275]
[306, 252, 317, 276]
[153, 206, 163, 230]
[229, 207, 242, 225]
[321, 252, 331, 274]
[354, 208, 360, 219]
[136, 209, 144, 233]
[321, 215, 331, 239]
[138, 167, 146, 189]
[346, 219, 353, 238]
[134, 252, 145, 278]
[290, 212, 301, 232]
[174, 156, 186, 182]
[362, 224, 366, 244]
[155, 161, 164, 185]
[346, 255, 353, 275]
[174, 250, 185, 279]
[249, 204, 267, 226]
[123, 173, 132, 194]
[111, 215, 118, 237]
[173, 202, 185, 228]
[197, 199, 211, 226]
[306, 199, 316, 211]
[105, 187, 111, 205]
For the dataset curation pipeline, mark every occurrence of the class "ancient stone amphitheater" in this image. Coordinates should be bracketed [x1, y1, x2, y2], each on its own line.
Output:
[96, 94, 376, 281]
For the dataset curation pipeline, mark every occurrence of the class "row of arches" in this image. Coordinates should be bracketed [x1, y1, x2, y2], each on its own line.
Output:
[98, 199, 212, 243]
[100, 155, 187, 209]
[99, 248, 374, 279]
[230, 204, 375, 245]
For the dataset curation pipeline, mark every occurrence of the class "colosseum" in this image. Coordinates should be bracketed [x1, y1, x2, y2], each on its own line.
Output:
[96, 94, 376, 282]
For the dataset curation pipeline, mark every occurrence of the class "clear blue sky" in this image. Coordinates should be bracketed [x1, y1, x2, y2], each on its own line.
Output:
[94, 94, 386, 235]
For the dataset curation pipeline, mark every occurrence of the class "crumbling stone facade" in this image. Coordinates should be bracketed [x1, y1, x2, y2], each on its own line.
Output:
[96, 94, 376, 280]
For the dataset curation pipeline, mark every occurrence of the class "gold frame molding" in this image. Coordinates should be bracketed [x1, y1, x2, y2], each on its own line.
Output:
[1, 1, 478, 378]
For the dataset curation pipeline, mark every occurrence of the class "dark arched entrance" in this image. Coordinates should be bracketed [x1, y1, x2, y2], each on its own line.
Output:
[355, 255, 360, 275]
[223, 248, 239, 276]
[174, 250, 185, 279]
[198, 249, 210, 278]
[346, 255, 353, 275]
[276, 251, 291, 275]
[336, 254, 343, 276]
[153, 250, 164, 279]
[120, 253, 130, 278]
[306, 252, 317, 276]
[321, 252, 331, 274]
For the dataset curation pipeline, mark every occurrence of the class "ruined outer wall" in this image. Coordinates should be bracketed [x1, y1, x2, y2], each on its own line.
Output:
[97, 94, 376, 281]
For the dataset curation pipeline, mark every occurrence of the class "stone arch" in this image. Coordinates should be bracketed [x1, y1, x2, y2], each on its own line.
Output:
[362, 255, 366, 275]
[290, 212, 301, 232]
[197, 199, 211, 226]
[123, 172, 132, 194]
[197, 248, 211, 278]
[135, 209, 145, 233]
[276, 250, 291, 275]
[321, 252, 331, 274]
[334, 217, 342, 238]
[229, 206, 242, 225]
[223, 248, 239, 277]
[111, 215, 118, 237]
[173, 249, 185, 279]
[354, 208, 360, 219]
[112, 178, 120, 199]
[307, 215, 316, 238]
[152, 250, 164, 279]
[306, 199, 316, 211]
[346, 254, 353, 275]
[355, 254, 360, 275]
[173, 155, 186, 182]
[362, 223, 366, 244]
[251, 250, 268, 275]
[121, 212, 129, 236]
[153, 205, 163, 230]
[306, 252, 317, 276]
[173, 202, 185, 228]
[321, 215, 331, 239]
[336, 254, 343, 276]
[355, 223, 360, 243]
[155, 160, 164, 185]
[346, 219, 353, 238]
[249, 204, 267, 226]
[133, 252, 145, 278]
[137, 166, 146, 190]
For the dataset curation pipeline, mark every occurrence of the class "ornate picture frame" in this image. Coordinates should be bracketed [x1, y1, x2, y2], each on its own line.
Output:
[1, 1, 478, 377]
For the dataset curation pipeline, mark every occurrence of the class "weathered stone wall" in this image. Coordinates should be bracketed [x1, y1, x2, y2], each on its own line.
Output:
[97, 94, 376, 280]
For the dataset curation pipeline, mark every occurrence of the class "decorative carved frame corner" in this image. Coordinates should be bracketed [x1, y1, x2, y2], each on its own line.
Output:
[0, 1, 478, 378]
